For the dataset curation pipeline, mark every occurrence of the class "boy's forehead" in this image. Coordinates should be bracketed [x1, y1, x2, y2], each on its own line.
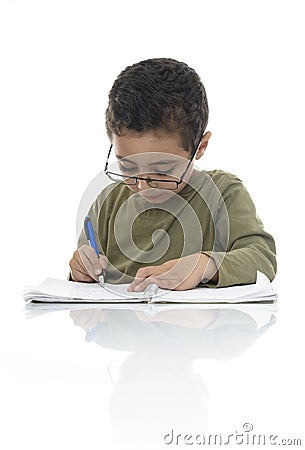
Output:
[112, 131, 186, 156]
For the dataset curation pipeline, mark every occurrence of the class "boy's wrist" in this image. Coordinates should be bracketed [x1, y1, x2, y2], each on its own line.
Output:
[200, 253, 219, 284]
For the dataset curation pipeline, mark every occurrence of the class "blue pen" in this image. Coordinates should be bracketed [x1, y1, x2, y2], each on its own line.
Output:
[84, 216, 105, 285]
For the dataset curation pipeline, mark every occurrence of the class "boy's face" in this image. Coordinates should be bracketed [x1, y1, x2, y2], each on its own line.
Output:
[111, 131, 211, 204]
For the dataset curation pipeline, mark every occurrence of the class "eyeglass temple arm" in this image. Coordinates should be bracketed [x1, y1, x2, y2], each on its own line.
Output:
[179, 133, 203, 180]
[104, 144, 113, 171]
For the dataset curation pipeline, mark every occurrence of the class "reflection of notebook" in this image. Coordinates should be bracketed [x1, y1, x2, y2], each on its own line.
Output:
[23, 271, 277, 304]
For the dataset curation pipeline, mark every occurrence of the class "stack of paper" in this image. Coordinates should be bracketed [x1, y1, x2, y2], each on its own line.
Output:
[23, 271, 277, 305]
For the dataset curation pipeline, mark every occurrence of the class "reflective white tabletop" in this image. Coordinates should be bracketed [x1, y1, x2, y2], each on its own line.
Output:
[1, 277, 304, 450]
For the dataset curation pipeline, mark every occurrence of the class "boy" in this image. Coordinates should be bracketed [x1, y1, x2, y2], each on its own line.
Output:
[69, 58, 276, 292]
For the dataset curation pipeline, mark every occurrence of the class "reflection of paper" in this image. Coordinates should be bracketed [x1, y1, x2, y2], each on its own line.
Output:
[24, 271, 277, 304]
[25, 301, 278, 330]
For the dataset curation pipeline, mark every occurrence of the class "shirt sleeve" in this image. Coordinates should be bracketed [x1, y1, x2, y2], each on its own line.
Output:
[201, 175, 277, 288]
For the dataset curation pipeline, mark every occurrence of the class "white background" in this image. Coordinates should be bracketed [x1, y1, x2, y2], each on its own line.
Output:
[0, 1, 304, 449]
[1, 0, 304, 285]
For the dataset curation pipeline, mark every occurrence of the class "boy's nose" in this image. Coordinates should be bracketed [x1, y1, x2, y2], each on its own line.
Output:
[137, 177, 151, 190]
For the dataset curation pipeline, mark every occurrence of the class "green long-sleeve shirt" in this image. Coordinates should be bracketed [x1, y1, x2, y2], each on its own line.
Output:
[77, 169, 276, 287]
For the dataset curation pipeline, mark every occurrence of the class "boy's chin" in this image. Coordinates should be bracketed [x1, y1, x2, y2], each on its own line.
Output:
[138, 190, 175, 204]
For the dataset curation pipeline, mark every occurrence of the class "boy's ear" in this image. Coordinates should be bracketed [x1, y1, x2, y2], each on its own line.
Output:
[195, 131, 212, 160]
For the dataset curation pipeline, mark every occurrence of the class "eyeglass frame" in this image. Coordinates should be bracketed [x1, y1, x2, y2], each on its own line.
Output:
[104, 132, 204, 190]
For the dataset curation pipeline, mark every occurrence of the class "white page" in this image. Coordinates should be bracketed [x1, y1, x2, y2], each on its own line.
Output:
[23, 271, 277, 304]
[23, 278, 148, 302]
[155, 271, 276, 301]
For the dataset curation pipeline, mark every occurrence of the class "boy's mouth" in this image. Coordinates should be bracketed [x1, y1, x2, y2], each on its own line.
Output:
[139, 190, 168, 202]
[140, 192, 163, 200]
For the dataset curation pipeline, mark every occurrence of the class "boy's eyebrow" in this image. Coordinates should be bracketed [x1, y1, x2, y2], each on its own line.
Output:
[116, 154, 178, 165]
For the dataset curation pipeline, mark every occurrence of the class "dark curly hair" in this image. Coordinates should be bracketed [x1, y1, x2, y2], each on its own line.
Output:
[105, 58, 209, 152]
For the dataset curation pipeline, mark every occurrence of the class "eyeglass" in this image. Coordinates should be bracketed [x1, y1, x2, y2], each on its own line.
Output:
[104, 132, 204, 190]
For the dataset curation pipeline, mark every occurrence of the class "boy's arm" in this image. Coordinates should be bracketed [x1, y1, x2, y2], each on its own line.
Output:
[202, 176, 277, 288]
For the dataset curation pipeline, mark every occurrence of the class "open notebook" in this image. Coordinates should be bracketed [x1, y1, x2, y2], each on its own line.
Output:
[23, 271, 277, 304]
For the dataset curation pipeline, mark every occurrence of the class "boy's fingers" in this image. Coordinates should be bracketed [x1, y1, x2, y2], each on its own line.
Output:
[128, 266, 156, 291]
[93, 262, 102, 276]
[69, 250, 84, 271]
[129, 278, 153, 292]
[78, 246, 100, 279]
[98, 255, 108, 270]
[127, 277, 146, 291]
[129, 265, 180, 292]
[79, 245, 108, 276]
[74, 254, 88, 272]
[70, 246, 108, 283]
[130, 276, 175, 292]
[77, 250, 95, 274]
[153, 278, 177, 290]
[135, 266, 154, 277]
[70, 246, 107, 282]
[70, 253, 95, 282]
[72, 267, 95, 282]
[78, 245, 98, 263]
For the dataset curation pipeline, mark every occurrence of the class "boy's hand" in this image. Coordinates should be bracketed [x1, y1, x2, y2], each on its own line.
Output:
[70, 309, 107, 330]
[127, 253, 218, 292]
[69, 244, 108, 282]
